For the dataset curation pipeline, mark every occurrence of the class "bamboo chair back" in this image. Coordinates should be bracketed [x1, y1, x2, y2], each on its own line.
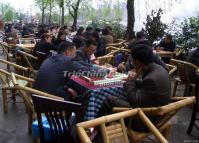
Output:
[113, 97, 195, 142]
[77, 109, 169, 143]
[16, 50, 38, 69]
[0, 58, 29, 73]
[171, 59, 198, 83]
[166, 64, 177, 76]
[32, 94, 81, 143]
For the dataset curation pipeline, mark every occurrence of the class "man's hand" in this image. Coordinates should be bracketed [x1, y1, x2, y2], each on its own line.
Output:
[117, 63, 125, 72]
[68, 88, 78, 98]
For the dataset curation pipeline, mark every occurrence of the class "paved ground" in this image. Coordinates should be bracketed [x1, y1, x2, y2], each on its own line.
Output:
[0, 53, 198, 143]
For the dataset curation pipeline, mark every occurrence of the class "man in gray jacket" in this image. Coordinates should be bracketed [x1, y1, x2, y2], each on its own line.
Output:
[98, 44, 171, 131]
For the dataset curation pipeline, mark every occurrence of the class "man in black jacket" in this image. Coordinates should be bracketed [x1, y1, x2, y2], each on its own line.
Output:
[74, 39, 97, 67]
[98, 44, 171, 131]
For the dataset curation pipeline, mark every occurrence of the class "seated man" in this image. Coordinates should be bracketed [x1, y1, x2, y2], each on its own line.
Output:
[156, 34, 176, 63]
[33, 41, 106, 100]
[118, 32, 167, 72]
[73, 38, 97, 67]
[32, 33, 56, 69]
[98, 44, 171, 131]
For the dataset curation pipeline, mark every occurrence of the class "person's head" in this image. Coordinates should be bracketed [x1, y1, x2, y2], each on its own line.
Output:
[57, 41, 76, 57]
[102, 28, 110, 35]
[164, 34, 172, 44]
[76, 27, 84, 35]
[95, 28, 101, 33]
[91, 32, 100, 41]
[84, 39, 97, 56]
[106, 26, 112, 32]
[136, 31, 145, 40]
[62, 25, 69, 34]
[86, 26, 93, 33]
[73, 37, 85, 49]
[57, 31, 66, 41]
[41, 33, 52, 43]
[130, 44, 153, 71]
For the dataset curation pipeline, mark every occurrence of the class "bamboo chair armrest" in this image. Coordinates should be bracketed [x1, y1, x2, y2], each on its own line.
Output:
[0, 59, 29, 71]
[112, 107, 132, 113]
[17, 50, 38, 60]
[11, 72, 34, 85]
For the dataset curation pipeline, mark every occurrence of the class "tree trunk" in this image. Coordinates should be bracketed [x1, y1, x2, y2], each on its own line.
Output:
[42, 9, 44, 24]
[61, 0, 65, 25]
[126, 0, 135, 40]
[49, 3, 52, 25]
[71, 0, 81, 31]
[72, 10, 78, 31]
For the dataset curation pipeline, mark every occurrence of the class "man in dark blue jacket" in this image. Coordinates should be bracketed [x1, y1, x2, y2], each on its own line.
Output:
[33, 41, 107, 100]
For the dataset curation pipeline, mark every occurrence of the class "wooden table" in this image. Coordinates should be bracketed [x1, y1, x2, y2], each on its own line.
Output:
[16, 44, 35, 49]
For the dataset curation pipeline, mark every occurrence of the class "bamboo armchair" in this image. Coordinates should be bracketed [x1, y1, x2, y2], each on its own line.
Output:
[77, 108, 169, 143]
[16, 50, 38, 70]
[0, 59, 32, 113]
[10, 72, 64, 134]
[96, 55, 115, 65]
[166, 64, 177, 76]
[107, 40, 126, 48]
[171, 59, 199, 97]
[113, 96, 195, 143]
[0, 42, 16, 62]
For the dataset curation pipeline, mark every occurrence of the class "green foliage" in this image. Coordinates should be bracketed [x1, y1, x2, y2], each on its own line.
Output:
[168, 16, 199, 52]
[143, 8, 167, 44]
[0, 3, 16, 22]
[91, 19, 126, 39]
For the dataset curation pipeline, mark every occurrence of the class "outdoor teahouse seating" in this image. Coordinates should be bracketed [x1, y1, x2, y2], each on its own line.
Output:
[112, 96, 196, 143]
[10, 72, 64, 134]
[0, 59, 32, 113]
[31, 94, 81, 143]
[16, 50, 38, 71]
[187, 69, 199, 135]
[171, 59, 199, 97]
[76, 108, 169, 143]
[166, 64, 177, 76]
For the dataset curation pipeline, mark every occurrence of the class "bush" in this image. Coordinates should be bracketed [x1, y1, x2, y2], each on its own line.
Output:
[143, 8, 167, 44]
[167, 15, 199, 53]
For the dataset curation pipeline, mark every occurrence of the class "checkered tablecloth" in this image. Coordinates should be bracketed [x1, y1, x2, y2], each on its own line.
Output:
[84, 86, 125, 120]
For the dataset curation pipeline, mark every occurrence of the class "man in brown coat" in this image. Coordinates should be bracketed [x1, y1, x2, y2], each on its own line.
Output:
[98, 44, 171, 131]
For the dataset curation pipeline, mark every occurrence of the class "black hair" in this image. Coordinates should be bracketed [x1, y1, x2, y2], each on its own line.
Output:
[62, 25, 68, 29]
[73, 37, 85, 49]
[57, 41, 75, 54]
[136, 31, 145, 39]
[91, 32, 100, 40]
[76, 27, 84, 35]
[85, 39, 97, 47]
[86, 26, 93, 32]
[102, 28, 110, 35]
[166, 34, 172, 40]
[95, 28, 101, 33]
[131, 44, 154, 65]
[57, 31, 66, 39]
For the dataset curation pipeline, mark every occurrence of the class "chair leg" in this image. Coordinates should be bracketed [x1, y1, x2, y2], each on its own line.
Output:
[2, 88, 8, 114]
[28, 112, 33, 134]
[11, 90, 17, 104]
[161, 123, 171, 140]
[187, 103, 197, 134]
[187, 86, 198, 135]
[172, 80, 179, 97]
